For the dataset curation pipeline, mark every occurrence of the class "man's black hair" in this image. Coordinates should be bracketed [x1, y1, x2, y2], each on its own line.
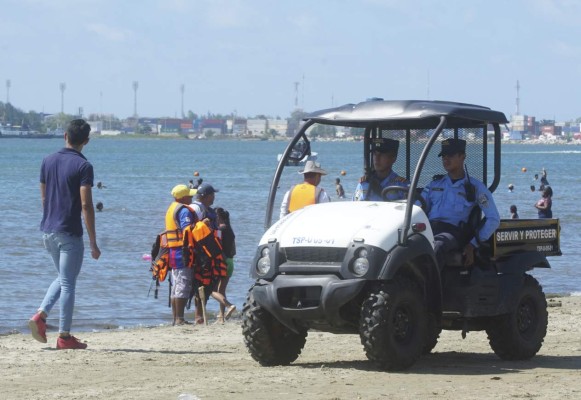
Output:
[66, 119, 91, 145]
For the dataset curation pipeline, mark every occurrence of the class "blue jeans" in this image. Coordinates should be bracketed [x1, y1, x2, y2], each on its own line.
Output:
[39, 233, 85, 333]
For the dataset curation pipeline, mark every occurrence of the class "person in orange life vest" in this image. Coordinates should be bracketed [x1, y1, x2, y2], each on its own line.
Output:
[280, 160, 330, 219]
[190, 183, 236, 324]
[166, 184, 197, 325]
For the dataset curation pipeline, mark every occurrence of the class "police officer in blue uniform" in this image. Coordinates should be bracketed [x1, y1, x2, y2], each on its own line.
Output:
[421, 138, 500, 269]
[353, 138, 409, 201]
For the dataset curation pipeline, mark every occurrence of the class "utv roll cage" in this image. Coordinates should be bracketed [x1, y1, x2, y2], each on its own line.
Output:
[265, 100, 509, 241]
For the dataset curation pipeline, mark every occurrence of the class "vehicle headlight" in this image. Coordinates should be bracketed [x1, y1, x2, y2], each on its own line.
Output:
[256, 247, 271, 275]
[352, 248, 369, 276]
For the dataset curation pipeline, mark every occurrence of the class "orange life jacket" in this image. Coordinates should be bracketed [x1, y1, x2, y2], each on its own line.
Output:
[151, 202, 194, 282]
[182, 221, 227, 290]
[160, 202, 191, 248]
[288, 183, 323, 213]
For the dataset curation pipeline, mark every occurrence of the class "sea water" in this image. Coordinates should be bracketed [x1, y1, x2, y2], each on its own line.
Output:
[0, 138, 578, 333]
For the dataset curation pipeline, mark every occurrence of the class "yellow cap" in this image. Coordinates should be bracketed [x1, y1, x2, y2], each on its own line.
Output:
[171, 184, 197, 199]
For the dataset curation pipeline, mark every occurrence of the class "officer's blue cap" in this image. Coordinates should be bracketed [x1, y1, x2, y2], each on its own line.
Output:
[372, 138, 399, 153]
[438, 138, 466, 157]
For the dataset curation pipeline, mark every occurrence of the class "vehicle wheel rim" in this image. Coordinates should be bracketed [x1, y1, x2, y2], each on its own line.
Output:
[393, 306, 412, 342]
[517, 297, 536, 338]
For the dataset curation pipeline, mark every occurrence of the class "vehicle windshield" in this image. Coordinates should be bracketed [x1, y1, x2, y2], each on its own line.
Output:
[266, 120, 500, 228]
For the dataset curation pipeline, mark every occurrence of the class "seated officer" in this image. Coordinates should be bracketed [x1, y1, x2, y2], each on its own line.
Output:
[421, 138, 500, 269]
[353, 138, 409, 201]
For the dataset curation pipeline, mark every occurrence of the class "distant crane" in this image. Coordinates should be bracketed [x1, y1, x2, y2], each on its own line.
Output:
[294, 81, 299, 109]
[515, 79, 520, 116]
[6, 79, 11, 104]
[133, 81, 139, 118]
[180, 84, 185, 119]
[60, 82, 66, 114]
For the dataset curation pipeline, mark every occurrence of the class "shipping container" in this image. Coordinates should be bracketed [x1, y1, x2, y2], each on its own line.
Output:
[510, 131, 524, 140]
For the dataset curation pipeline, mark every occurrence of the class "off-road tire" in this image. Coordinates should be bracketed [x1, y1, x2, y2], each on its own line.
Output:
[423, 312, 441, 355]
[359, 277, 427, 370]
[486, 274, 547, 360]
[242, 289, 307, 366]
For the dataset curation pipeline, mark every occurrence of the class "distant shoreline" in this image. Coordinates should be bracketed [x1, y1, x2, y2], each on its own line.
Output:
[5, 132, 579, 145]
[89, 134, 581, 145]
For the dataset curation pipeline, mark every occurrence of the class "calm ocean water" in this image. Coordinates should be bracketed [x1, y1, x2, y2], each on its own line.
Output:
[0, 137, 578, 334]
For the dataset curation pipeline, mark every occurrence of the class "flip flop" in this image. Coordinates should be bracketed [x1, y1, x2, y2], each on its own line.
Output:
[225, 305, 237, 320]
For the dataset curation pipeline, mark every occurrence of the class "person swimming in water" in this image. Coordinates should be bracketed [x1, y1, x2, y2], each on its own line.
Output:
[510, 204, 519, 219]
[539, 168, 549, 191]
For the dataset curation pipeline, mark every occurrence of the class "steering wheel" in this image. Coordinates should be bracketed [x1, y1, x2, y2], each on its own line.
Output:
[381, 186, 427, 210]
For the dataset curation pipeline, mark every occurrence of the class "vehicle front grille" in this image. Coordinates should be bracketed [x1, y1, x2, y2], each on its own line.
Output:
[283, 247, 346, 263]
[277, 286, 322, 308]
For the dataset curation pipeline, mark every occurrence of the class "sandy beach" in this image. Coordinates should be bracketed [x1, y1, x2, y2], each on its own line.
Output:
[1, 296, 580, 400]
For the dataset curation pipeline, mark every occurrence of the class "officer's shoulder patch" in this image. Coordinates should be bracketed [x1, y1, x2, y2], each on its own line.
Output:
[395, 176, 407, 182]
[478, 193, 489, 208]
[432, 174, 445, 181]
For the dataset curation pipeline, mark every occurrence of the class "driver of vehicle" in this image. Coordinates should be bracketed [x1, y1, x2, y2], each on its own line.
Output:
[353, 138, 409, 201]
[421, 138, 500, 269]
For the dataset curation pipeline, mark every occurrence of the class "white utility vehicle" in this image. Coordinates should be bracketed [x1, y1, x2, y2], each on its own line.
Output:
[242, 100, 561, 370]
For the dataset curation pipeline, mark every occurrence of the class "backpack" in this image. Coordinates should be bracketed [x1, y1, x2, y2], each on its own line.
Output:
[182, 221, 227, 295]
[150, 233, 170, 282]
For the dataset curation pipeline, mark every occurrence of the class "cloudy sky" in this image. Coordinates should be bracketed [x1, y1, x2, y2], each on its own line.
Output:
[1, 0, 580, 121]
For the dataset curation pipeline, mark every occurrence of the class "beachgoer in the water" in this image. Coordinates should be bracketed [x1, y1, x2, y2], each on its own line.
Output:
[508, 184, 514, 192]
[96, 202, 103, 212]
[335, 178, 345, 199]
[96, 181, 106, 189]
[534, 186, 553, 219]
[510, 204, 519, 219]
[539, 168, 549, 191]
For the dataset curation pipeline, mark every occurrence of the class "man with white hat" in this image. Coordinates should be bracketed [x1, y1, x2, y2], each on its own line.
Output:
[280, 160, 330, 219]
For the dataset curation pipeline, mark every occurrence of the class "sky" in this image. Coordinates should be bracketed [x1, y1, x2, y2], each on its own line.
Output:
[1, 0, 580, 121]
